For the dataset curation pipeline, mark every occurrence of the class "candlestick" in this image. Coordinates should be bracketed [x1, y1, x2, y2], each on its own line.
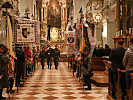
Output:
[116, 32, 117, 37]
[126, 30, 128, 35]
[121, 30, 122, 36]
[118, 31, 120, 36]
[132, 28, 133, 34]
[129, 28, 131, 34]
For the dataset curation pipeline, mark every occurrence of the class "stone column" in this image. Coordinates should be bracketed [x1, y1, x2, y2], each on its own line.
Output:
[122, 0, 127, 35]
[41, 7, 43, 27]
[94, 23, 103, 47]
[107, 21, 115, 48]
[65, 7, 68, 29]
[115, 0, 120, 32]
[37, 7, 39, 21]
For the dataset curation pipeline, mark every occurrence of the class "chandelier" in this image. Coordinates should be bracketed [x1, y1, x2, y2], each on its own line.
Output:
[86, 0, 103, 24]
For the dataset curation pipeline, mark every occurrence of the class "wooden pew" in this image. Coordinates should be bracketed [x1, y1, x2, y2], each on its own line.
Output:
[107, 62, 112, 100]
[128, 73, 133, 100]
[107, 67, 127, 100]
[103, 60, 111, 74]
[92, 57, 108, 71]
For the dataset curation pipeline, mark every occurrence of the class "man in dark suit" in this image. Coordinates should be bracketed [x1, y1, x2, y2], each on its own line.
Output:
[46, 46, 53, 70]
[53, 45, 60, 70]
[39, 47, 46, 70]
[0, 44, 9, 99]
[109, 41, 126, 99]
[15, 47, 25, 87]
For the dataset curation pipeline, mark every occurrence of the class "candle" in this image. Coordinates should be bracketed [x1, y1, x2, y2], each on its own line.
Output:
[118, 31, 120, 36]
[116, 32, 118, 37]
[129, 28, 131, 34]
[126, 30, 128, 35]
[132, 28, 133, 34]
[121, 30, 122, 36]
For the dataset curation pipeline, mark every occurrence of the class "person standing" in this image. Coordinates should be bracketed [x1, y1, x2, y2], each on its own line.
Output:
[46, 46, 53, 70]
[82, 47, 92, 90]
[39, 47, 46, 70]
[123, 38, 133, 99]
[0, 44, 9, 99]
[109, 41, 126, 99]
[53, 45, 60, 70]
[104, 44, 111, 56]
[15, 47, 25, 87]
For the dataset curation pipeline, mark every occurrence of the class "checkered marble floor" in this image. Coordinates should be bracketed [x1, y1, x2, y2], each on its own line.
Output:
[3, 62, 108, 100]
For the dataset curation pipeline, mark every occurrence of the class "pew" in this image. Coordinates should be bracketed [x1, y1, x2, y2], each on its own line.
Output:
[92, 57, 108, 71]
[128, 73, 133, 100]
[103, 60, 111, 74]
[107, 67, 127, 100]
[116, 69, 126, 99]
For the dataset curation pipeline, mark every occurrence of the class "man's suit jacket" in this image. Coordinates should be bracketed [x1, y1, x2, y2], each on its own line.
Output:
[109, 47, 126, 72]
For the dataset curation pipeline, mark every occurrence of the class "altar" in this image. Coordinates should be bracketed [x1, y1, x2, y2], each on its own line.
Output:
[40, 0, 67, 45]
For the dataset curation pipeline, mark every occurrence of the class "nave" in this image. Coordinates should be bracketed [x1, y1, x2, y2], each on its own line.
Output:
[3, 62, 107, 100]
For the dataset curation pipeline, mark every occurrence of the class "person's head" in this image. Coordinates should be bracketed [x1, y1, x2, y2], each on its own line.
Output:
[42, 47, 45, 51]
[0, 44, 6, 53]
[131, 38, 133, 45]
[117, 41, 124, 47]
[55, 45, 57, 48]
[105, 44, 109, 49]
[49, 45, 51, 48]
[83, 47, 89, 55]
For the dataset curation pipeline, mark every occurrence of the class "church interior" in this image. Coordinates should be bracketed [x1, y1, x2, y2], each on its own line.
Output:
[0, 0, 133, 100]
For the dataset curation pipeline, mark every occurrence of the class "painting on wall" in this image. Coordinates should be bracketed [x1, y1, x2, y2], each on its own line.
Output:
[47, 0, 61, 28]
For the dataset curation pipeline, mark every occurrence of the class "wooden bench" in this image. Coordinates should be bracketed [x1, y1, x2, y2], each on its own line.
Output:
[92, 57, 108, 71]
[108, 67, 127, 100]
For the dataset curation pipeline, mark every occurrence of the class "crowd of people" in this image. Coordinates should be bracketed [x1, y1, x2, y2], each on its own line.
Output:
[0, 38, 133, 99]
[0, 44, 60, 99]
[93, 44, 111, 57]
[39, 45, 60, 70]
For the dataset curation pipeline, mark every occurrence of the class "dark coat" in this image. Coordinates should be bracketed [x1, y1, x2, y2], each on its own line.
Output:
[46, 48, 53, 61]
[95, 48, 104, 57]
[82, 54, 91, 75]
[16, 48, 25, 74]
[109, 47, 126, 72]
[53, 48, 60, 59]
[0, 52, 9, 89]
[39, 50, 46, 60]
[104, 48, 111, 56]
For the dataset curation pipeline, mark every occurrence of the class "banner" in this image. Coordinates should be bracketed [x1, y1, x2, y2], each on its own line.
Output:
[7, 15, 15, 77]
[15, 20, 40, 44]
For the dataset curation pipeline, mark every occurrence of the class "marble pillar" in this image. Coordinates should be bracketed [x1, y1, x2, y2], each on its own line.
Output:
[41, 7, 43, 30]
[107, 21, 115, 48]
[115, 0, 120, 33]
[94, 23, 103, 47]
[122, 0, 127, 35]
[102, 19, 115, 48]
[65, 7, 68, 29]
